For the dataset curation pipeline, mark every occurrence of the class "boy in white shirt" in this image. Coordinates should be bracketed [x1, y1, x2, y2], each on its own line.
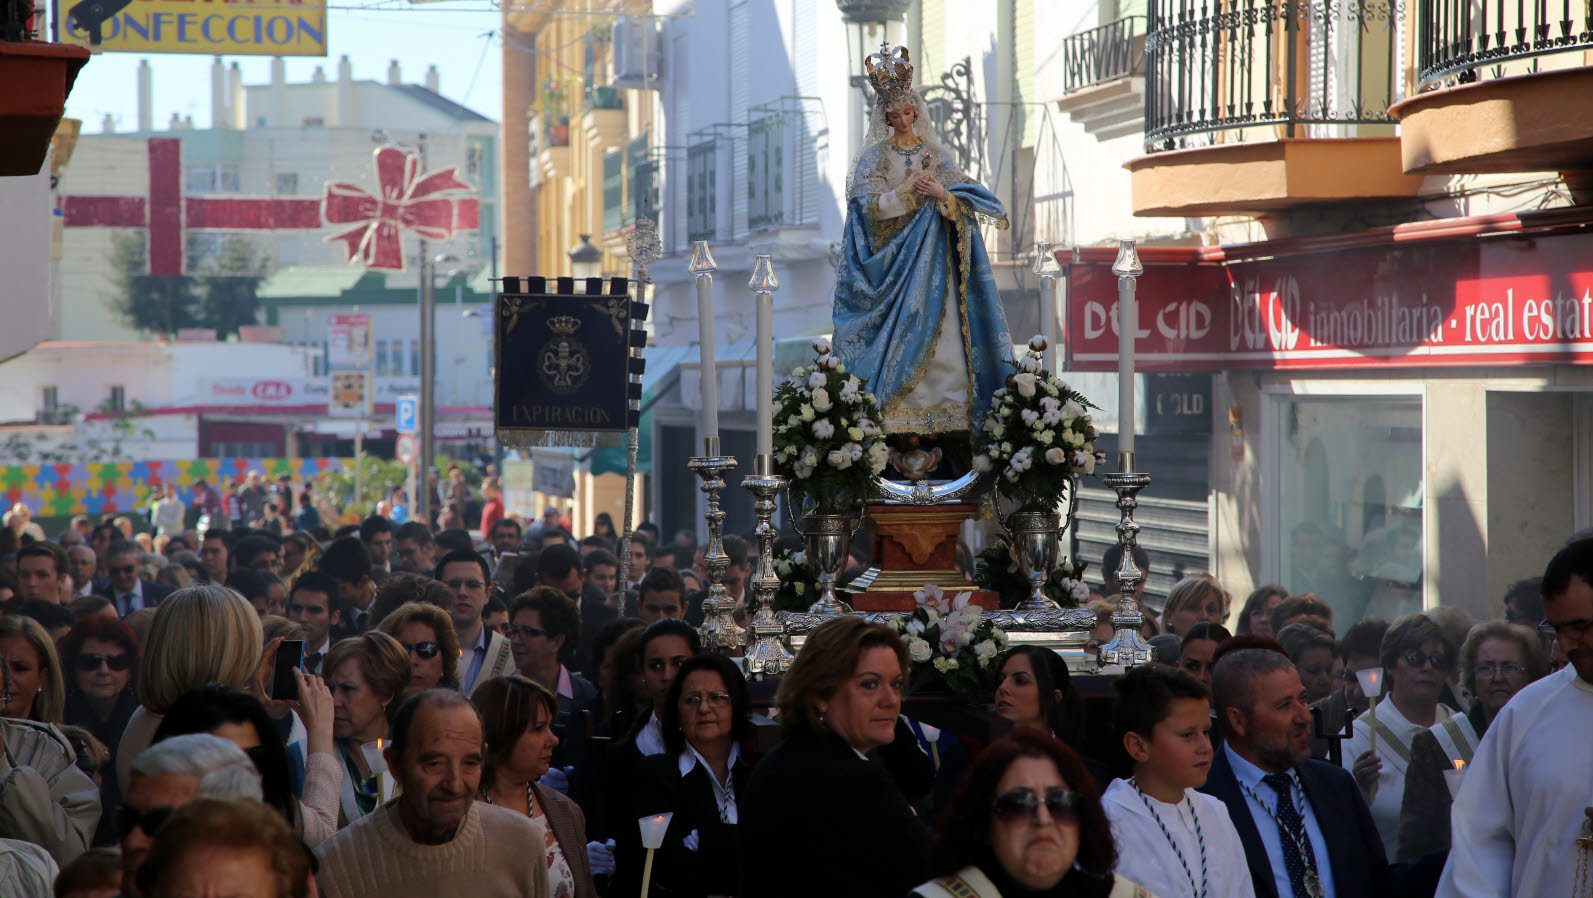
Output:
[1103, 664, 1256, 898]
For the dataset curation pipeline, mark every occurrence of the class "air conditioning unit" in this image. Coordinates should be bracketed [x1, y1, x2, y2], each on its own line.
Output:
[611, 16, 661, 90]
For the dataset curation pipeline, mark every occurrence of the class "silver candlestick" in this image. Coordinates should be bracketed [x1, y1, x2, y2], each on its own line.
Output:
[692, 437, 746, 654]
[742, 453, 793, 678]
[1097, 461, 1153, 669]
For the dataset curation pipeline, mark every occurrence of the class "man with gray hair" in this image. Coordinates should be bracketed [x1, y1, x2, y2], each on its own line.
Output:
[1201, 649, 1435, 898]
[119, 733, 262, 898]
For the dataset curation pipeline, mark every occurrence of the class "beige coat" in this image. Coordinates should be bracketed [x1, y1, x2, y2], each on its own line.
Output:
[0, 718, 100, 866]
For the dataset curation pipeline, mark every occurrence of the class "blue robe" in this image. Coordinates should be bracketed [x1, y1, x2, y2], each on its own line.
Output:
[832, 157, 1013, 435]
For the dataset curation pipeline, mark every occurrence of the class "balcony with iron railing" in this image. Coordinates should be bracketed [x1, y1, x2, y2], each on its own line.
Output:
[1123, 0, 1424, 216]
[1055, 16, 1148, 139]
[1390, 0, 1593, 173]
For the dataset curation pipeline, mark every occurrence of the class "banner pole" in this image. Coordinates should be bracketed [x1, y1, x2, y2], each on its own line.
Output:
[617, 219, 660, 599]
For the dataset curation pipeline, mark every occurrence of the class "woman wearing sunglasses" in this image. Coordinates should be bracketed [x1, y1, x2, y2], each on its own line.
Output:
[1339, 612, 1457, 858]
[915, 728, 1150, 898]
[60, 616, 141, 846]
[620, 653, 754, 898]
[376, 602, 461, 696]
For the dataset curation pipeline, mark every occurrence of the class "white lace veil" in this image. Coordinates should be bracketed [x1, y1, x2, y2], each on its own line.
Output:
[844, 89, 972, 201]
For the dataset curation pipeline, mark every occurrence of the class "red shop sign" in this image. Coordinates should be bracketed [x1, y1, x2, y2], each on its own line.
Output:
[1065, 223, 1593, 372]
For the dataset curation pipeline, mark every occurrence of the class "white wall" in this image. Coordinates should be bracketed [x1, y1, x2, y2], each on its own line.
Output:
[2, 157, 57, 364]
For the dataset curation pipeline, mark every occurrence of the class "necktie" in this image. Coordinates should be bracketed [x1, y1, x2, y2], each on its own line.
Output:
[306, 652, 324, 673]
[1264, 772, 1317, 898]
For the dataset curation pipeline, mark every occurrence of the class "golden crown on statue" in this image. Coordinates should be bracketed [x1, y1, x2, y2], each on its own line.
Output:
[864, 43, 915, 109]
[548, 315, 582, 335]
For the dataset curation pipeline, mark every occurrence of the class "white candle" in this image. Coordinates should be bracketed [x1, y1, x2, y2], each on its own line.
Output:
[1032, 242, 1062, 372]
[749, 254, 779, 458]
[1112, 240, 1142, 458]
[689, 241, 719, 446]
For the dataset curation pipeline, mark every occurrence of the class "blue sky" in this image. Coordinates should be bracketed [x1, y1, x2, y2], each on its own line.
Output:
[62, 2, 507, 130]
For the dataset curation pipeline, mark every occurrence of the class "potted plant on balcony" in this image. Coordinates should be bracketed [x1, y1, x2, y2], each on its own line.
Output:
[541, 79, 570, 146]
[0, 13, 91, 177]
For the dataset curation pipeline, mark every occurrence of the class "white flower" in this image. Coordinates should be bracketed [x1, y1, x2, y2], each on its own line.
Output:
[844, 442, 864, 460]
[972, 453, 992, 473]
[932, 656, 960, 673]
[1020, 409, 1040, 428]
[800, 404, 815, 422]
[1011, 449, 1034, 472]
[1045, 447, 1067, 465]
[808, 371, 828, 389]
[812, 337, 833, 355]
[1061, 399, 1085, 420]
[1014, 372, 1038, 398]
[974, 638, 998, 661]
[1004, 467, 1021, 482]
[847, 426, 864, 441]
[812, 388, 833, 412]
[838, 380, 860, 404]
[914, 584, 947, 614]
[905, 619, 926, 637]
[908, 638, 933, 662]
[811, 419, 836, 439]
[949, 591, 973, 613]
[794, 582, 806, 594]
[792, 366, 806, 379]
[1028, 335, 1048, 352]
[818, 354, 841, 372]
[1018, 355, 1041, 374]
[1041, 409, 1063, 427]
[794, 461, 814, 479]
[801, 447, 819, 467]
[858, 418, 879, 437]
[1070, 430, 1086, 448]
[793, 551, 806, 565]
[1039, 396, 1060, 411]
[787, 414, 803, 428]
[827, 449, 852, 469]
[1037, 429, 1055, 445]
[1068, 580, 1091, 603]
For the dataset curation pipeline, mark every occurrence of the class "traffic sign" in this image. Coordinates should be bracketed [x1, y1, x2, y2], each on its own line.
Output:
[396, 395, 418, 434]
[396, 434, 418, 467]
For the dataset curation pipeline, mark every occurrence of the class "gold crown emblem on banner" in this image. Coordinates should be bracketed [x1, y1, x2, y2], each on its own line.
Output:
[865, 43, 915, 109]
[548, 315, 582, 335]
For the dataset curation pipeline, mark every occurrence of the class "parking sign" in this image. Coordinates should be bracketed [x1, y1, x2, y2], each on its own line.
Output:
[397, 395, 418, 434]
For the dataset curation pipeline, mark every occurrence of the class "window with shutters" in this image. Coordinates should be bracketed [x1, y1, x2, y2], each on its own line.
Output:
[603, 149, 625, 233]
[687, 140, 717, 243]
[747, 114, 784, 231]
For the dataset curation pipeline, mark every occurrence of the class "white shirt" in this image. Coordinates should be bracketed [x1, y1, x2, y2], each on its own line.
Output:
[1437, 666, 1593, 898]
[114, 580, 146, 615]
[678, 742, 742, 824]
[1225, 742, 1339, 898]
[1103, 778, 1255, 898]
[1340, 694, 1454, 859]
[636, 712, 666, 758]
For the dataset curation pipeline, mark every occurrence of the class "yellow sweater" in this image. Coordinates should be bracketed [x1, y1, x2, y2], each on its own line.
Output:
[315, 799, 549, 898]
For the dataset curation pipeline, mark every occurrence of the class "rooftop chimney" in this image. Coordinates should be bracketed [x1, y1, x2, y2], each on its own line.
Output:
[386, 58, 401, 86]
[168, 111, 183, 130]
[312, 65, 326, 82]
[137, 59, 152, 132]
[334, 54, 353, 127]
[102, 113, 117, 134]
[228, 62, 244, 129]
[425, 64, 439, 93]
[270, 56, 286, 127]
[210, 55, 226, 130]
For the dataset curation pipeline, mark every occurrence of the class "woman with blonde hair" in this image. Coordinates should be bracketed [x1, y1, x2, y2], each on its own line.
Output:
[114, 583, 264, 791]
[1159, 575, 1229, 638]
[0, 615, 66, 724]
[376, 601, 461, 696]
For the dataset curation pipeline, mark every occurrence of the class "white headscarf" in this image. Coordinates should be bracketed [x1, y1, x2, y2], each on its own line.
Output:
[845, 89, 971, 201]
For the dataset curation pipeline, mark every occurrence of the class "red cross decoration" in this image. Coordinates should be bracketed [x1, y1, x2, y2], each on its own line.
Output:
[62, 138, 480, 274]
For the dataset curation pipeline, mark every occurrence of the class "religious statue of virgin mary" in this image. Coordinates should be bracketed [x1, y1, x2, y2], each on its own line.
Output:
[832, 44, 1014, 443]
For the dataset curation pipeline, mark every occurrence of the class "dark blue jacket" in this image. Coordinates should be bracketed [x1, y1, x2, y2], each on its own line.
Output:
[1200, 747, 1442, 898]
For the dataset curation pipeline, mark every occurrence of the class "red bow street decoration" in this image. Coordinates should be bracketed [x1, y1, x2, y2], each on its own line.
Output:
[321, 147, 474, 271]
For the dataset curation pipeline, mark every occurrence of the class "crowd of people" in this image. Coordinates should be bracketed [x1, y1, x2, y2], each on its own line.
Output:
[0, 469, 1586, 898]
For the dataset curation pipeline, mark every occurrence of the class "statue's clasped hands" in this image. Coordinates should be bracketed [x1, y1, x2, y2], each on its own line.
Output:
[911, 172, 948, 201]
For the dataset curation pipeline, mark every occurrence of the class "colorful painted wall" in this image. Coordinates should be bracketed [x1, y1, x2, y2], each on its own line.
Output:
[0, 458, 354, 518]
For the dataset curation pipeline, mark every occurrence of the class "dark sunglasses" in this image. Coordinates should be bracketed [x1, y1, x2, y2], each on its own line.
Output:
[115, 804, 173, 838]
[992, 788, 1081, 825]
[400, 641, 442, 660]
[109, 564, 138, 575]
[1401, 649, 1452, 669]
[76, 653, 132, 673]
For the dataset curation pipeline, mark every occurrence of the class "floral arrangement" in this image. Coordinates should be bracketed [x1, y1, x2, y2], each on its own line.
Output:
[889, 584, 1010, 700]
[769, 545, 814, 613]
[972, 336, 1106, 513]
[973, 538, 1092, 609]
[772, 338, 888, 510]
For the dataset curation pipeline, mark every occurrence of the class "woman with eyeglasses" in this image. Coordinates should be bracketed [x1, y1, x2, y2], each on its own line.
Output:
[375, 601, 461, 696]
[59, 616, 141, 846]
[1339, 612, 1457, 857]
[621, 653, 753, 898]
[913, 728, 1150, 898]
[741, 616, 931, 898]
[1393, 619, 1547, 861]
[472, 674, 598, 898]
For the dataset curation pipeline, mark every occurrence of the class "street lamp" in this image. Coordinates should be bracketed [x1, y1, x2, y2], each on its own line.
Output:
[416, 251, 462, 524]
[568, 234, 602, 279]
[837, 0, 911, 89]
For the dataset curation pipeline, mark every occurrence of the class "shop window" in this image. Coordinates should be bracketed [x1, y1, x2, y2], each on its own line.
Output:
[376, 340, 390, 376]
[1278, 398, 1423, 625]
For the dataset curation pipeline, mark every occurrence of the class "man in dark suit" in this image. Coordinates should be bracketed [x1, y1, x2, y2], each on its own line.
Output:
[97, 541, 172, 615]
[1204, 648, 1441, 898]
[538, 543, 617, 680]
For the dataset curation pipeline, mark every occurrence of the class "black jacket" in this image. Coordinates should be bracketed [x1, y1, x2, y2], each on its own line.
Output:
[614, 748, 752, 898]
[740, 729, 931, 898]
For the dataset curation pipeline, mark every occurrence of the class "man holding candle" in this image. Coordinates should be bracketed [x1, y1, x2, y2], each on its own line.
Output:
[1438, 538, 1593, 898]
